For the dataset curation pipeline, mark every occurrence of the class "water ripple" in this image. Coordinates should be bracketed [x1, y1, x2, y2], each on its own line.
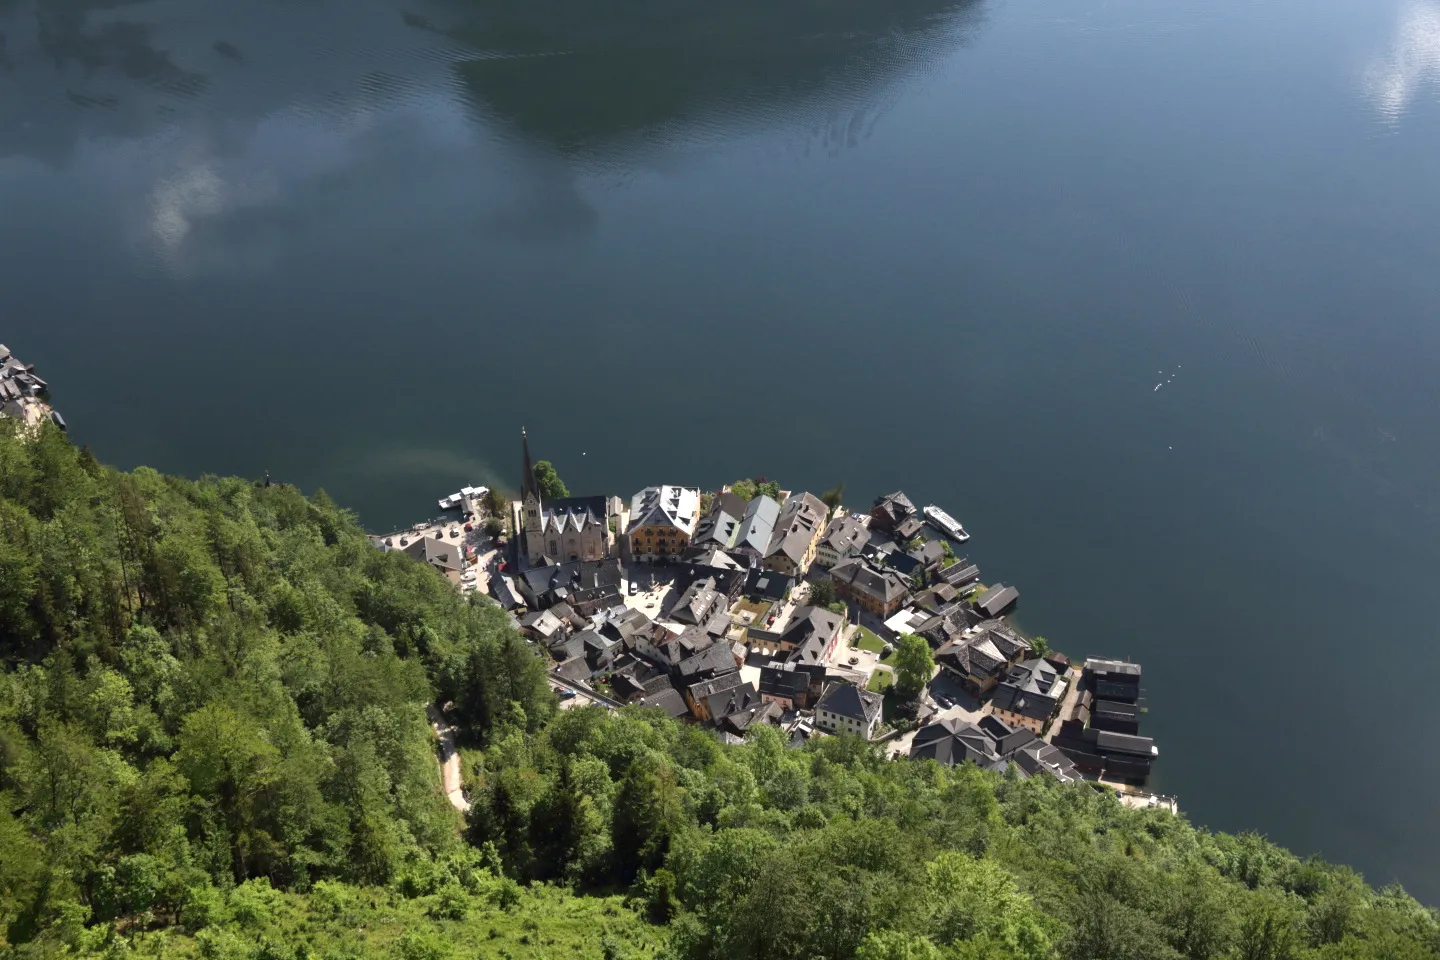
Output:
[1364, 0, 1440, 125]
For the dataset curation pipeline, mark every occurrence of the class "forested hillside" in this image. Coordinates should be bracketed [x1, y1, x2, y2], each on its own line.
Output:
[1, 421, 1436, 960]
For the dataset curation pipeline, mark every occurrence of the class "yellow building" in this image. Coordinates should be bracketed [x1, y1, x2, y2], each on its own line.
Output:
[626, 485, 701, 561]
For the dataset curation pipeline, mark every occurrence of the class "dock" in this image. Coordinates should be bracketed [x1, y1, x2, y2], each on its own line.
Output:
[1102, 780, 1180, 815]
[439, 484, 490, 513]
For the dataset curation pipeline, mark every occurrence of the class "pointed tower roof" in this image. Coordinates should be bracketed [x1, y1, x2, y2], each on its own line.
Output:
[521, 427, 539, 501]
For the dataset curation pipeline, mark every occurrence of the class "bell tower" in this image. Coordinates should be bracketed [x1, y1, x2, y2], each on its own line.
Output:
[521, 427, 541, 533]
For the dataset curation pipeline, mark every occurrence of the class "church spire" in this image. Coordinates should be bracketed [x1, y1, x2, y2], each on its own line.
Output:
[521, 427, 538, 501]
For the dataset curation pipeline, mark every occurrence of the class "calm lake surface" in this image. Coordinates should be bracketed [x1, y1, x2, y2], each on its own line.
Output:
[5, 0, 1440, 900]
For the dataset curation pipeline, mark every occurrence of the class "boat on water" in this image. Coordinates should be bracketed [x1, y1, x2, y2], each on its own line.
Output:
[439, 484, 490, 512]
[923, 504, 970, 542]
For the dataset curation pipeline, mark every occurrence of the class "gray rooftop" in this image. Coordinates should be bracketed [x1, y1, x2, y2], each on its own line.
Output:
[815, 682, 883, 724]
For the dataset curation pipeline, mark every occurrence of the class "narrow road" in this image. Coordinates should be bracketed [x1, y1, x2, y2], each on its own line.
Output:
[426, 704, 470, 812]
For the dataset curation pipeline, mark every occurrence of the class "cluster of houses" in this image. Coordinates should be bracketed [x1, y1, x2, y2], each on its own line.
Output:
[0, 344, 62, 430]
[514, 553, 882, 741]
[1051, 659, 1159, 782]
[386, 430, 1158, 786]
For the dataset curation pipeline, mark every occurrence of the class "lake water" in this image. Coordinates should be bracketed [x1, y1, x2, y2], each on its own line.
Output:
[4, 0, 1440, 901]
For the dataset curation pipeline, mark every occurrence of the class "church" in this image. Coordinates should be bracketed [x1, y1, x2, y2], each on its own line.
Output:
[519, 429, 624, 567]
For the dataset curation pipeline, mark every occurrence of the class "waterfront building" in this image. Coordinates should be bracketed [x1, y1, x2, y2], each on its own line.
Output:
[871, 490, 923, 540]
[815, 513, 870, 569]
[519, 429, 622, 566]
[626, 485, 702, 561]
[762, 491, 829, 577]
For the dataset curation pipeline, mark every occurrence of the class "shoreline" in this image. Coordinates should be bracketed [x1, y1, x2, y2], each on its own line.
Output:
[383, 459, 1171, 809]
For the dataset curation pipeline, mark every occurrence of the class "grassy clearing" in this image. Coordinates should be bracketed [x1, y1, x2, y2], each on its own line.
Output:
[851, 627, 885, 654]
[867, 668, 894, 693]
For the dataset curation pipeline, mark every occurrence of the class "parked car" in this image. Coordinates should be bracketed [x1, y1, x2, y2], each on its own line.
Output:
[558, 689, 576, 700]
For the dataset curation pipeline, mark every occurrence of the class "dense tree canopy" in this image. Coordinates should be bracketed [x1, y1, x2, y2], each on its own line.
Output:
[532, 462, 569, 500]
[0, 421, 551, 951]
[1, 420, 1436, 960]
[728, 479, 780, 502]
[890, 633, 934, 702]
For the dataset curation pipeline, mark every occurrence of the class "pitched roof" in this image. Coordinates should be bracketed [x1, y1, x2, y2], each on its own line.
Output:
[638, 687, 689, 718]
[935, 635, 1005, 677]
[831, 557, 910, 604]
[676, 642, 739, 681]
[820, 515, 870, 555]
[717, 698, 781, 735]
[703, 680, 763, 724]
[976, 583, 1019, 617]
[815, 682, 883, 724]
[910, 714, 1051, 773]
[978, 620, 1030, 661]
[940, 563, 981, 586]
[693, 509, 742, 549]
[627, 486, 701, 535]
[668, 576, 724, 625]
[536, 496, 611, 536]
[713, 491, 749, 522]
[992, 658, 1065, 720]
[758, 661, 812, 699]
[734, 495, 781, 554]
[683, 545, 747, 571]
[520, 609, 565, 638]
[910, 717, 1002, 767]
[520, 557, 623, 596]
[403, 536, 463, 572]
[884, 550, 923, 577]
[489, 574, 523, 609]
[775, 606, 842, 659]
[765, 492, 828, 565]
[1012, 740, 1079, 783]
[687, 670, 746, 703]
[599, 606, 654, 646]
[872, 491, 916, 521]
[744, 568, 793, 602]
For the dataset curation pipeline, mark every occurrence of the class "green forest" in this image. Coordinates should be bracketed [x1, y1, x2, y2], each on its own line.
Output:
[0, 421, 1435, 960]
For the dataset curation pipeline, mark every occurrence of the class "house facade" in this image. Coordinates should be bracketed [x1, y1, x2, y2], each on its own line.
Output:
[830, 556, 911, 616]
[815, 514, 870, 569]
[627, 485, 702, 561]
[402, 536, 464, 584]
[870, 490, 923, 541]
[814, 682, 884, 739]
[990, 658, 1066, 733]
[763, 492, 830, 577]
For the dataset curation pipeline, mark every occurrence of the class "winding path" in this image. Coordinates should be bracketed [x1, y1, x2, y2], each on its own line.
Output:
[426, 704, 471, 812]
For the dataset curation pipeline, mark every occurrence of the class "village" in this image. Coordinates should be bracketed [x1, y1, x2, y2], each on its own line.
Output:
[0, 344, 64, 432]
[373, 429, 1172, 811]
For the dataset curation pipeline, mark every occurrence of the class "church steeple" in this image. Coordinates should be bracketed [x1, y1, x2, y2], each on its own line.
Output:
[521, 427, 538, 502]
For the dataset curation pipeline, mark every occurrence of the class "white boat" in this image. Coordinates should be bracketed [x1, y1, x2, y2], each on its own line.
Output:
[923, 504, 970, 542]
